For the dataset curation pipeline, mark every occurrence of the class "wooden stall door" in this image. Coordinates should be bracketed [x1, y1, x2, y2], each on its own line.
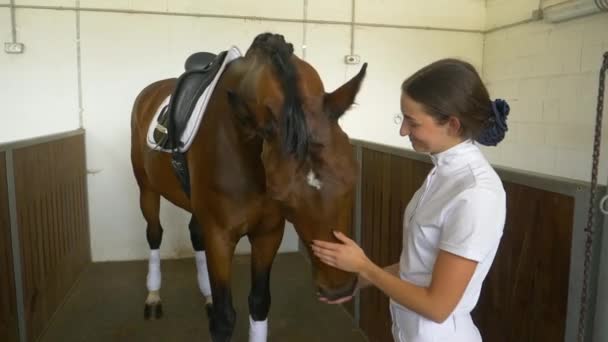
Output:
[359, 148, 432, 342]
[13, 134, 91, 341]
[472, 182, 574, 342]
[355, 143, 575, 342]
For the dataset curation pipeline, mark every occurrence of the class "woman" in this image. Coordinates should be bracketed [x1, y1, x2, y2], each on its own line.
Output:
[311, 58, 510, 342]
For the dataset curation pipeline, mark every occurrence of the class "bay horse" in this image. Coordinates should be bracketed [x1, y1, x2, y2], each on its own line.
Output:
[130, 32, 366, 342]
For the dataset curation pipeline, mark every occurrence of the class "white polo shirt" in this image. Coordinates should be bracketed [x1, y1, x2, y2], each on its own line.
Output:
[391, 139, 506, 340]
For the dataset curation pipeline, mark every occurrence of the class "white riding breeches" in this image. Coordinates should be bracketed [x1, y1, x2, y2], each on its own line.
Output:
[389, 301, 482, 342]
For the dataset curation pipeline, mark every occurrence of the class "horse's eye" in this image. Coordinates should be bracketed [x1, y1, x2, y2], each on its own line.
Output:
[310, 141, 324, 149]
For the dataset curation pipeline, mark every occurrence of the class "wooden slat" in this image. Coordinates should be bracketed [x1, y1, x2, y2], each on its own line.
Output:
[0, 151, 19, 342]
[13, 133, 90, 342]
[358, 148, 432, 342]
[471, 182, 573, 342]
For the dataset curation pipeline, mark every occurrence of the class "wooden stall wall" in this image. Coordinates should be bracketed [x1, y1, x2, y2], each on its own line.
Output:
[358, 147, 432, 342]
[472, 182, 574, 342]
[14, 133, 91, 341]
[0, 151, 19, 342]
[1, 131, 91, 342]
[353, 141, 576, 342]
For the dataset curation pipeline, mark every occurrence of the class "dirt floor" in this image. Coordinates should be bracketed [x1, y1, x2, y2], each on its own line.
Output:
[40, 252, 368, 342]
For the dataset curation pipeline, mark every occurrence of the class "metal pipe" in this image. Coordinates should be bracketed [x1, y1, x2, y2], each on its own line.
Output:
[350, 0, 356, 55]
[76, 0, 83, 128]
[6, 150, 27, 342]
[0, 4, 484, 34]
[9, 0, 16, 42]
[485, 17, 540, 34]
[302, 0, 307, 60]
[543, 0, 580, 12]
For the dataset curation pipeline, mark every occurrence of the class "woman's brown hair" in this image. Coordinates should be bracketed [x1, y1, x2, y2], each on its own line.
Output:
[401, 58, 509, 146]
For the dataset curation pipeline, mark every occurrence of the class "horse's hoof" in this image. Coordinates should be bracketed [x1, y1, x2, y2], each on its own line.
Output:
[205, 303, 213, 319]
[144, 302, 163, 320]
[155, 303, 163, 318]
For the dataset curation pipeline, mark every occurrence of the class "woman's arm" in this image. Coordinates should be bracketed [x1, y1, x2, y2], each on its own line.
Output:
[356, 263, 398, 290]
[312, 231, 477, 323]
[361, 249, 476, 323]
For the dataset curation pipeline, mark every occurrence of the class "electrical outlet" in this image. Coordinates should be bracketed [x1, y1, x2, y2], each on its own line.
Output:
[344, 55, 360, 65]
[4, 42, 24, 54]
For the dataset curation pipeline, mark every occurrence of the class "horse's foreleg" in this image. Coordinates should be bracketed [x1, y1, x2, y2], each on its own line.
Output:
[204, 226, 237, 342]
[140, 190, 164, 320]
[248, 224, 285, 342]
[189, 216, 212, 305]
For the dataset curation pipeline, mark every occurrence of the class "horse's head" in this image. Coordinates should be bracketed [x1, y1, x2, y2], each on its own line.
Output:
[228, 33, 366, 301]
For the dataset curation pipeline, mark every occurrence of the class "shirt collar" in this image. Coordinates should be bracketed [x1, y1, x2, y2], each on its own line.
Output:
[429, 139, 475, 167]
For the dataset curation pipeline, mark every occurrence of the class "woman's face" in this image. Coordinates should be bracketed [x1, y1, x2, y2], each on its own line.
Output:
[399, 94, 461, 154]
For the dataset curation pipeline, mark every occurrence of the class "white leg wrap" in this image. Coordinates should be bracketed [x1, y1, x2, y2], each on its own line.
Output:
[249, 315, 268, 342]
[146, 249, 161, 291]
[195, 251, 212, 302]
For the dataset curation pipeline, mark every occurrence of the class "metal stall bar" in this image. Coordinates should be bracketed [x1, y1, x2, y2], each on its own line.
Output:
[6, 149, 27, 342]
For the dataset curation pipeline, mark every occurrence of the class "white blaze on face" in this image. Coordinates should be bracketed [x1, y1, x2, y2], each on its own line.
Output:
[306, 169, 322, 190]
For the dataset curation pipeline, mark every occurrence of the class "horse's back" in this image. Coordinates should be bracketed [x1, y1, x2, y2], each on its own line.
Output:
[131, 78, 191, 211]
[131, 78, 176, 134]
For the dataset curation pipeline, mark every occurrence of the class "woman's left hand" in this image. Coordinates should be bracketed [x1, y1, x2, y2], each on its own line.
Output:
[311, 231, 370, 273]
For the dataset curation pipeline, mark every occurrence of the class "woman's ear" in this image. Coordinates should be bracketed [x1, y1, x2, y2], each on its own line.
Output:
[447, 116, 462, 136]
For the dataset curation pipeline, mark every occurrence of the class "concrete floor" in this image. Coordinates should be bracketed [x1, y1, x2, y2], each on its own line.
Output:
[41, 253, 367, 342]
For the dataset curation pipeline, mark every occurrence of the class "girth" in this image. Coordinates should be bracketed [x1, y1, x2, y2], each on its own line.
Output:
[152, 50, 229, 196]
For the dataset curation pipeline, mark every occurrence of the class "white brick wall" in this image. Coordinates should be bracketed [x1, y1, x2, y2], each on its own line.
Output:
[0, 1, 485, 261]
[485, 0, 538, 30]
[3, 1, 606, 259]
[483, 13, 608, 184]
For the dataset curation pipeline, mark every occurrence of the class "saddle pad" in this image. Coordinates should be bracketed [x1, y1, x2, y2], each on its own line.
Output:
[146, 46, 242, 153]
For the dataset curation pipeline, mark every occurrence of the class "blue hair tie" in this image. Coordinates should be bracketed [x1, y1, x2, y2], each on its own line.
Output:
[476, 99, 510, 146]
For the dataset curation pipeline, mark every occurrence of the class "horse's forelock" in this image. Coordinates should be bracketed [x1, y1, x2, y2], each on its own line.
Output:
[250, 33, 308, 160]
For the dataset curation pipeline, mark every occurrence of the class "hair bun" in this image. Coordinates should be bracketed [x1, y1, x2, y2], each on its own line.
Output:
[476, 99, 510, 146]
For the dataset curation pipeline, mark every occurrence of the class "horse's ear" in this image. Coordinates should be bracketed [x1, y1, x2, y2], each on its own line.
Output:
[324, 63, 367, 120]
[227, 91, 276, 138]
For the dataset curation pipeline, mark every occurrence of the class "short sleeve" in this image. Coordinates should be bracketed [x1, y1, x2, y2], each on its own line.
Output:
[438, 188, 506, 262]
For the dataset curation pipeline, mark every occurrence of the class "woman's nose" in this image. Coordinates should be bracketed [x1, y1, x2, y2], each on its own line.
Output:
[400, 122, 410, 137]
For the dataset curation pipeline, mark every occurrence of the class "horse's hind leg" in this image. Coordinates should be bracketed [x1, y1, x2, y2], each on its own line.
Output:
[189, 216, 212, 306]
[140, 189, 164, 320]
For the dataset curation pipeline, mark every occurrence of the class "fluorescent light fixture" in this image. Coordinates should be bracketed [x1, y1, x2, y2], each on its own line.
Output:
[543, 0, 608, 22]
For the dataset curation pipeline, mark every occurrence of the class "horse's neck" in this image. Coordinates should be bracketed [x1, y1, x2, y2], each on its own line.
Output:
[195, 64, 265, 193]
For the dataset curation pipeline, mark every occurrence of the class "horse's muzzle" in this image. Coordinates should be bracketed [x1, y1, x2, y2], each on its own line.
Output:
[316, 278, 357, 301]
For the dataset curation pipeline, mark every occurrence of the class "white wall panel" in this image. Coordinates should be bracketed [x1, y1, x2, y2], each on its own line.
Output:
[3, 1, 489, 262]
[0, 9, 8, 45]
[16, 0, 75, 6]
[303, 23, 351, 92]
[485, 0, 537, 30]
[81, 12, 303, 261]
[342, 26, 483, 149]
[307, 0, 352, 22]
[167, 0, 302, 20]
[0, 8, 79, 143]
[483, 14, 608, 182]
[77, 0, 168, 12]
[356, 0, 485, 30]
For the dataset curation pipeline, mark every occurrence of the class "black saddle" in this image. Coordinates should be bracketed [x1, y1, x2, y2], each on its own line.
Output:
[151, 50, 229, 197]
[153, 50, 228, 151]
